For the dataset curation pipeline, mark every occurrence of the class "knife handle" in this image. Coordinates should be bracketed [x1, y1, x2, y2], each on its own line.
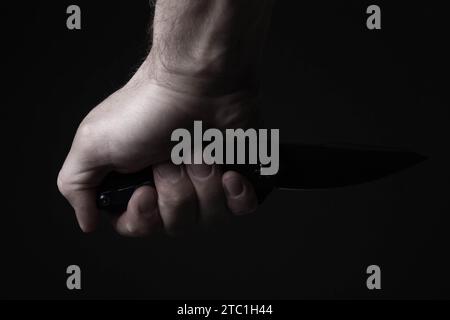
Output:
[96, 164, 275, 213]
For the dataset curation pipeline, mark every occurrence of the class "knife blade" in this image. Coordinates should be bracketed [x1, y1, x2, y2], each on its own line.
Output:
[96, 143, 426, 212]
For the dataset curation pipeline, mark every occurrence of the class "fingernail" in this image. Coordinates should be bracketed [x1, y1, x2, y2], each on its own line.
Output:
[224, 176, 244, 197]
[190, 164, 212, 178]
[156, 163, 182, 183]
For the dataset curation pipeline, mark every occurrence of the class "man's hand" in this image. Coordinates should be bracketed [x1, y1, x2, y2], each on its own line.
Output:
[57, 60, 259, 236]
[57, 0, 273, 237]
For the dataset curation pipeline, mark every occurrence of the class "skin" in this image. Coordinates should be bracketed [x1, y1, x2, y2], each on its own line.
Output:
[57, 0, 274, 237]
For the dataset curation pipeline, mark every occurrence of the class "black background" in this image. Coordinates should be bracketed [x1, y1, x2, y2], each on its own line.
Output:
[2, 1, 449, 299]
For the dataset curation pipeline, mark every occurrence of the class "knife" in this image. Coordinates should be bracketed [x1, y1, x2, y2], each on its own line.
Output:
[96, 143, 426, 212]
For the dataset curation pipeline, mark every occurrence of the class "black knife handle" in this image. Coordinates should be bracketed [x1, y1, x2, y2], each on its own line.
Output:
[96, 164, 275, 213]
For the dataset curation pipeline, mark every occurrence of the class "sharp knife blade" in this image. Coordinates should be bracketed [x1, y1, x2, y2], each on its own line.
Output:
[96, 143, 426, 212]
[275, 143, 426, 189]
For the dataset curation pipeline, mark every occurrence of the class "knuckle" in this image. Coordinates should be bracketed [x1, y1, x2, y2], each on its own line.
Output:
[75, 123, 99, 152]
[77, 122, 93, 138]
[74, 121, 110, 158]
[56, 170, 70, 196]
[118, 222, 151, 238]
[161, 189, 195, 209]
[159, 189, 197, 236]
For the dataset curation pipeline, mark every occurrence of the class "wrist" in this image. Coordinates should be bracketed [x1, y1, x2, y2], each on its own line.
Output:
[145, 0, 274, 95]
[143, 51, 258, 96]
[126, 57, 259, 131]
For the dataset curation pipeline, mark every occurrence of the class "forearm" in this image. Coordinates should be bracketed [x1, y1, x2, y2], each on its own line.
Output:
[146, 0, 275, 94]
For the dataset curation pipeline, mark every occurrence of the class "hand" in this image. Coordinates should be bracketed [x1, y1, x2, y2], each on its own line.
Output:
[58, 0, 274, 237]
[57, 60, 259, 237]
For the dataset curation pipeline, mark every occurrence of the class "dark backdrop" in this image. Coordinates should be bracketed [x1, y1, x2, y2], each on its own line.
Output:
[2, 1, 449, 299]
